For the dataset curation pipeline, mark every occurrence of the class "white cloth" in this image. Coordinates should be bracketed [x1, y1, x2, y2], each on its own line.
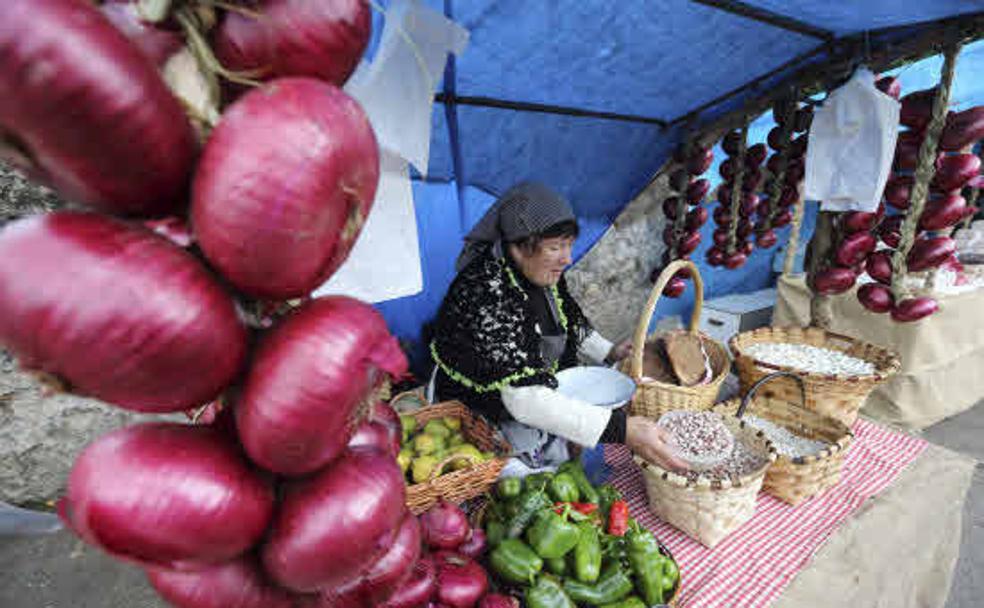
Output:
[501, 385, 611, 448]
[578, 331, 614, 365]
[806, 67, 900, 213]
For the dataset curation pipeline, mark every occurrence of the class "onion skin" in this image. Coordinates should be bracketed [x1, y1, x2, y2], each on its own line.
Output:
[262, 448, 407, 593]
[214, 0, 371, 87]
[865, 251, 894, 285]
[192, 78, 380, 299]
[433, 552, 489, 608]
[891, 297, 939, 322]
[60, 423, 274, 570]
[812, 267, 857, 295]
[480, 595, 520, 608]
[348, 420, 401, 457]
[858, 284, 894, 314]
[835, 232, 877, 267]
[457, 528, 488, 560]
[382, 556, 437, 608]
[907, 237, 956, 272]
[237, 296, 408, 476]
[420, 501, 470, 551]
[0, 0, 195, 216]
[99, 2, 183, 66]
[146, 556, 297, 608]
[0, 213, 247, 412]
[354, 513, 422, 605]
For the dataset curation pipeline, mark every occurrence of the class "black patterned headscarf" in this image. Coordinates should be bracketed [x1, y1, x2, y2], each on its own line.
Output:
[455, 182, 576, 272]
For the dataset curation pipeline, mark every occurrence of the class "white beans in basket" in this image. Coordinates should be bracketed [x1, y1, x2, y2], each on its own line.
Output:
[744, 343, 875, 376]
[742, 414, 830, 458]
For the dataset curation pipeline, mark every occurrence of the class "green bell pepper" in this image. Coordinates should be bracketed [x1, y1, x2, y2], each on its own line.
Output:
[572, 522, 602, 583]
[599, 597, 647, 608]
[526, 575, 576, 608]
[507, 489, 552, 538]
[525, 472, 554, 493]
[548, 472, 580, 503]
[626, 521, 666, 605]
[490, 538, 543, 585]
[545, 555, 568, 576]
[497, 476, 523, 499]
[485, 520, 506, 548]
[562, 563, 635, 605]
[525, 507, 581, 559]
[557, 460, 600, 504]
[663, 557, 680, 592]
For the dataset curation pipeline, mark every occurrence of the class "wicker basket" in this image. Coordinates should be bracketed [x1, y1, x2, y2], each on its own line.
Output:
[621, 260, 729, 419]
[730, 326, 901, 427]
[635, 414, 777, 548]
[714, 371, 853, 505]
[403, 401, 511, 514]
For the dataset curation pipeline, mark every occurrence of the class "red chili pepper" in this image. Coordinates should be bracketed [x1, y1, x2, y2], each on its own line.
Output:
[554, 502, 599, 516]
[608, 500, 629, 537]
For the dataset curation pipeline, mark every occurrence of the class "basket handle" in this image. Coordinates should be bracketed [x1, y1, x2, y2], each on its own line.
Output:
[391, 389, 428, 412]
[427, 452, 484, 482]
[736, 371, 806, 419]
[630, 259, 704, 380]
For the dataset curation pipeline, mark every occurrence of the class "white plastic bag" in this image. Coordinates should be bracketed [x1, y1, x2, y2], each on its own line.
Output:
[345, 0, 469, 175]
[805, 67, 900, 213]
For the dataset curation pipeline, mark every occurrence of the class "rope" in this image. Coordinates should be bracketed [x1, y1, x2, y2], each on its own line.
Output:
[670, 142, 692, 259]
[782, 183, 805, 276]
[890, 43, 961, 301]
[763, 98, 798, 231]
[727, 122, 749, 254]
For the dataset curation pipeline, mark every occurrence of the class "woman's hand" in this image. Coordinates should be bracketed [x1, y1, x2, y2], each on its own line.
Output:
[625, 416, 689, 471]
[606, 339, 633, 364]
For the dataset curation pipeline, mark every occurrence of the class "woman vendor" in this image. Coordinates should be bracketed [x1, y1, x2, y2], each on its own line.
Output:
[429, 182, 686, 472]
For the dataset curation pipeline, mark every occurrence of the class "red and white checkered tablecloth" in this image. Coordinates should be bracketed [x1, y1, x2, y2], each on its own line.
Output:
[604, 419, 928, 608]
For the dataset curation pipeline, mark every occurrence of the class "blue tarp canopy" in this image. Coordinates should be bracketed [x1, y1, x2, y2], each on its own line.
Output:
[369, 0, 984, 374]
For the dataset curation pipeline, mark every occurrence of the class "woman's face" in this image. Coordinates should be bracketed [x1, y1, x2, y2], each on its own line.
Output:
[509, 236, 575, 287]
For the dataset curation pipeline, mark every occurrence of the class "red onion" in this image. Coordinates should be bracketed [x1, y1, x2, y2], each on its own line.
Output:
[214, 0, 371, 86]
[941, 106, 984, 151]
[480, 595, 520, 608]
[716, 184, 732, 205]
[865, 251, 894, 285]
[371, 401, 403, 438]
[434, 552, 489, 608]
[146, 556, 297, 608]
[712, 228, 730, 247]
[457, 528, 488, 560]
[662, 226, 676, 247]
[262, 448, 406, 592]
[348, 421, 401, 457]
[237, 296, 407, 475]
[740, 193, 760, 217]
[900, 88, 937, 130]
[0, 213, 246, 412]
[740, 240, 754, 256]
[932, 154, 981, 192]
[920, 194, 976, 231]
[706, 247, 726, 266]
[885, 175, 913, 209]
[891, 297, 939, 322]
[724, 251, 747, 269]
[772, 210, 793, 227]
[743, 168, 764, 192]
[662, 276, 686, 298]
[841, 210, 881, 233]
[722, 131, 743, 156]
[784, 159, 805, 184]
[835, 232, 876, 267]
[767, 127, 784, 151]
[687, 179, 710, 204]
[357, 513, 423, 605]
[677, 230, 702, 255]
[790, 134, 809, 157]
[0, 0, 195, 216]
[876, 76, 901, 99]
[192, 78, 380, 299]
[662, 197, 681, 220]
[687, 147, 714, 175]
[737, 220, 754, 240]
[858, 284, 894, 314]
[685, 207, 708, 231]
[99, 2, 183, 66]
[713, 206, 733, 226]
[382, 556, 437, 608]
[908, 236, 956, 272]
[812, 267, 857, 295]
[745, 143, 768, 167]
[719, 158, 738, 181]
[60, 423, 274, 570]
[779, 186, 798, 207]
[420, 501, 470, 551]
[756, 229, 778, 249]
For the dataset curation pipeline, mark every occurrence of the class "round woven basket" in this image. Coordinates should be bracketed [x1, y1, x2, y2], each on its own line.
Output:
[730, 326, 901, 427]
[635, 414, 777, 548]
[714, 371, 853, 506]
[401, 401, 511, 514]
[622, 260, 729, 420]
